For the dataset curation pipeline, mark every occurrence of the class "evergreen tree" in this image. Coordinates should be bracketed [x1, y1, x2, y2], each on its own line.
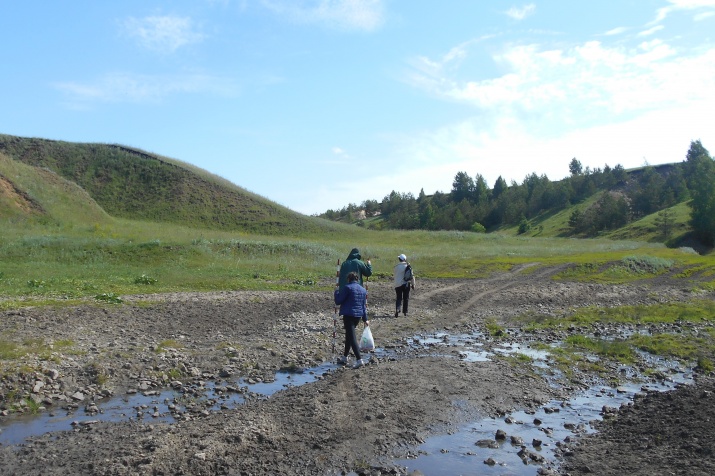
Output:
[687, 143, 715, 245]
[451, 171, 474, 202]
[492, 176, 508, 199]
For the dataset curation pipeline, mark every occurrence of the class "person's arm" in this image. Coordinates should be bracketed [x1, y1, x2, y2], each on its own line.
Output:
[361, 290, 369, 325]
[334, 287, 347, 305]
[362, 259, 372, 277]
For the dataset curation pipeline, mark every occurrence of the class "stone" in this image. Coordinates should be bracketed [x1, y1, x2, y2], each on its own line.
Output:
[476, 439, 500, 449]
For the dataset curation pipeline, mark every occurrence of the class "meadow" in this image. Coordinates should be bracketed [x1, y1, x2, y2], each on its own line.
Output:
[1, 213, 711, 310]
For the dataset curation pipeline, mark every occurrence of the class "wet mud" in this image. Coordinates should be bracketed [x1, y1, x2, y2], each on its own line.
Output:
[0, 265, 713, 475]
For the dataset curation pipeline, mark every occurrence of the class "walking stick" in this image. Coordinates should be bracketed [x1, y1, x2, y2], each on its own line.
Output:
[332, 259, 339, 354]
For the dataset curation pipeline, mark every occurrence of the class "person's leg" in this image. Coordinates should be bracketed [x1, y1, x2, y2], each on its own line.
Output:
[395, 286, 403, 316]
[342, 316, 351, 358]
[403, 285, 411, 315]
[344, 316, 362, 360]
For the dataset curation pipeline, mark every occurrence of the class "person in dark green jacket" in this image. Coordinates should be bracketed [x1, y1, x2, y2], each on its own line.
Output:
[337, 248, 372, 291]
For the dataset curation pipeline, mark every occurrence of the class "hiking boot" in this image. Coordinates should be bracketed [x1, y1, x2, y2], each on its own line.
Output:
[352, 359, 365, 369]
[337, 356, 348, 365]
[394, 310, 399, 317]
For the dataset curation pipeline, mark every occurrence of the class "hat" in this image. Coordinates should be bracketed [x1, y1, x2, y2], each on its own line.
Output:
[398, 254, 407, 261]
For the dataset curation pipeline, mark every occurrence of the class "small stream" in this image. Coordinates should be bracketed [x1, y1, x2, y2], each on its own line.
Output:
[0, 330, 694, 476]
[396, 332, 693, 475]
[0, 361, 340, 446]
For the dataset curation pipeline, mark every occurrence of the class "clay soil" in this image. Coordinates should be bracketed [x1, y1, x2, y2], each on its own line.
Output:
[0, 265, 713, 475]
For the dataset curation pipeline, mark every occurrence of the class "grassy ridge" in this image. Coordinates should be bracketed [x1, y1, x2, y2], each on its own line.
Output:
[0, 134, 338, 235]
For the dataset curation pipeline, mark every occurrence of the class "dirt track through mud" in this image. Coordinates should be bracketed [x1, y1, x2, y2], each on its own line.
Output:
[0, 265, 713, 475]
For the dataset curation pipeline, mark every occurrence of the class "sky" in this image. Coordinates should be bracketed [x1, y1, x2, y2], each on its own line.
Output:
[2, 1, 715, 215]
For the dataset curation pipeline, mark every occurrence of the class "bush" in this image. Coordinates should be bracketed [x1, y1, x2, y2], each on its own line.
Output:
[620, 255, 673, 274]
[471, 222, 486, 233]
[134, 274, 157, 285]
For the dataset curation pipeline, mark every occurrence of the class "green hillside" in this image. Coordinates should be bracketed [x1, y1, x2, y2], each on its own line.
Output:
[0, 134, 337, 236]
[0, 151, 111, 227]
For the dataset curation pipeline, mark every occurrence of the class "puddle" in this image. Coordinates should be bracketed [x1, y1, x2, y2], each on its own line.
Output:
[0, 327, 697, 476]
[0, 361, 342, 446]
[396, 373, 692, 475]
[395, 332, 694, 475]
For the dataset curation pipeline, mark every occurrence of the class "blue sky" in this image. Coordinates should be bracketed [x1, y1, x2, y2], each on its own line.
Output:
[2, 1, 714, 215]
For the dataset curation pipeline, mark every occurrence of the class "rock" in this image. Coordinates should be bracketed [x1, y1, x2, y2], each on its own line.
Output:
[484, 457, 497, 466]
[510, 435, 524, 445]
[71, 392, 85, 402]
[495, 429, 507, 440]
[476, 439, 500, 449]
[602, 405, 618, 414]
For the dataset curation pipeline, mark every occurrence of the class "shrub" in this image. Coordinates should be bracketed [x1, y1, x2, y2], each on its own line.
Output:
[95, 292, 123, 303]
[134, 274, 158, 285]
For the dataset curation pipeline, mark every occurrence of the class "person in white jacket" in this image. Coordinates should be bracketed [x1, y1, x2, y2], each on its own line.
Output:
[393, 254, 415, 317]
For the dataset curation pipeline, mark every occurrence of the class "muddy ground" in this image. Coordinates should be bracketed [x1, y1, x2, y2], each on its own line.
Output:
[0, 264, 713, 475]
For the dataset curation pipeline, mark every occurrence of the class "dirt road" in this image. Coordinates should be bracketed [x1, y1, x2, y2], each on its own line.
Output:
[0, 265, 713, 475]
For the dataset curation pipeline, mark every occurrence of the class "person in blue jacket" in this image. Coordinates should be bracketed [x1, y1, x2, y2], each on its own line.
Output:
[334, 271, 369, 368]
[337, 248, 372, 291]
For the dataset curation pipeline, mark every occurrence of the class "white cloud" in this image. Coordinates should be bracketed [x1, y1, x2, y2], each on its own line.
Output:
[385, 33, 715, 204]
[407, 38, 715, 131]
[332, 146, 351, 159]
[638, 25, 664, 36]
[260, 0, 385, 31]
[505, 4, 536, 21]
[122, 15, 205, 53]
[654, 0, 715, 22]
[55, 72, 238, 105]
[604, 27, 629, 36]
[694, 10, 715, 19]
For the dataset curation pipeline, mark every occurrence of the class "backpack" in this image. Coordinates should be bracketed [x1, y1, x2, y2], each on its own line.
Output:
[403, 264, 413, 283]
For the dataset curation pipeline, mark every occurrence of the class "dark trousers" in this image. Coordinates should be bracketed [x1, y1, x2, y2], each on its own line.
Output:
[395, 284, 411, 315]
[343, 315, 362, 360]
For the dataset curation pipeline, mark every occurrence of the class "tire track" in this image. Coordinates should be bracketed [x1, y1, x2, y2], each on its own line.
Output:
[414, 263, 568, 319]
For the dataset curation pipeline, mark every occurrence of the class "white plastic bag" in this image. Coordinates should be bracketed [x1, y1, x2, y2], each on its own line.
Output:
[360, 326, 375, 352]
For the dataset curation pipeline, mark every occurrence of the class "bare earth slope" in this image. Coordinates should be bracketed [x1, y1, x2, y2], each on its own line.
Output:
[0, 266, 713, 475]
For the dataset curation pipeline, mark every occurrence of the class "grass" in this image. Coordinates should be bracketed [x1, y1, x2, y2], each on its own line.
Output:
[0, 223, 712, 303]
[0, 338, 71, 360]
[522, 300, 715, 330]
[518, 300, 715, 381]
[155, 339, 185, 352]
[564, 335, 637, 363]
[485, 318, 506, 337]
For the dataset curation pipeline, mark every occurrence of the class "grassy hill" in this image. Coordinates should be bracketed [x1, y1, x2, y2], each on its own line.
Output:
[0, 151, 111, 227]
[0, 134, 337, 236]
[1, 132, 712, 306]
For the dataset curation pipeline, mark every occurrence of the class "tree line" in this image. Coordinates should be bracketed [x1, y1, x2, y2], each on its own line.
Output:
[319, 141, 715, 246]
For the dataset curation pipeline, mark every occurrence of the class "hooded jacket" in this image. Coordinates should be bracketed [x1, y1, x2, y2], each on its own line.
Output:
[337, 248, 372, 290]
